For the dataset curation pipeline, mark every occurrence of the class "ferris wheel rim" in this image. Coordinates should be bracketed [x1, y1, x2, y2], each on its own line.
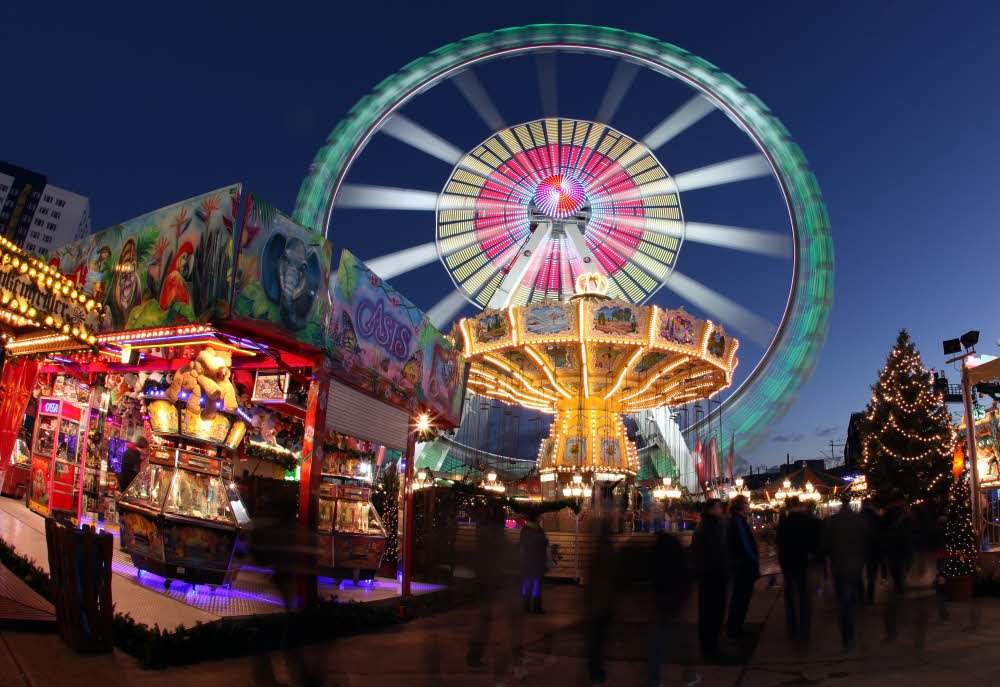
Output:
[294, 24, 834, 453]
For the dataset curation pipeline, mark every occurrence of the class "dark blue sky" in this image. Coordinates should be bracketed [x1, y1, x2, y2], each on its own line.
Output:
[4, 1, 997, 468]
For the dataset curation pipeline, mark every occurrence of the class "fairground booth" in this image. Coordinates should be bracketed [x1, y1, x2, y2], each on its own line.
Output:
[0, 186, 466, 599]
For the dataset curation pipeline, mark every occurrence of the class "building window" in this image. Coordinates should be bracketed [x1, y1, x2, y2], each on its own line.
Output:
[51, 211, 60, 219]
[42, 235, 51, 244]
[47, 222, 56, 230]
[34, 218, 43, 226]
[38, 207, 48, 216]
[43, 194, 52, 203]
[30, 231, 39, 239]
[55, 199, 65, 207]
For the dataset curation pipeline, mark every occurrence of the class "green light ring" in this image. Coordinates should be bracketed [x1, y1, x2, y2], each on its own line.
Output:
[293, 24, 834, 453]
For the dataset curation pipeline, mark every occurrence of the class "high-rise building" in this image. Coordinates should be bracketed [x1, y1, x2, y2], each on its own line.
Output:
[0, 161, 91, 256]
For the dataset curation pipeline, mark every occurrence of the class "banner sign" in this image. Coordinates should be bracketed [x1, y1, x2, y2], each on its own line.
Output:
[0, 261, 100, 332]
[231, 194, 331, 348]
[326, 250, 466, 425]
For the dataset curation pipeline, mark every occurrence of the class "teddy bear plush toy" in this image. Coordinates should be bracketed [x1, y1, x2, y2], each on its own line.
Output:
[166, 348, 240, 419]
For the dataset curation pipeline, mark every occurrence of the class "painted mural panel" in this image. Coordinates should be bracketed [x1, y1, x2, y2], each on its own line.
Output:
[519, 303, 573, 339]
[231, 194, 331, 348]
[50, 186, 240, 332]
[658, 308, 698, 348]
[587, 299, 647, 340]
[327, 250, 466, 422]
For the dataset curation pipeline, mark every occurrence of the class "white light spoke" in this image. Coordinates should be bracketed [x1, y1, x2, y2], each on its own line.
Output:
[337, 184, 438, 211]
[365, 242, 440, 280]
[427, 289, 470, 328]
[453, 69, 506, 131]
[672, 154, 772, 192]
[536, 53, 558, 116]
[684, 222, 792, 258]
[596, 61, 639, 123]
[380, 114, 464, 166]
[664, 270, 775, 348]
[642, 95, 717, 150]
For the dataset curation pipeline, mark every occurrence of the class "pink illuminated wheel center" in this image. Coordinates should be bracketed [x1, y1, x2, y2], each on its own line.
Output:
[533, 174, 586, 218]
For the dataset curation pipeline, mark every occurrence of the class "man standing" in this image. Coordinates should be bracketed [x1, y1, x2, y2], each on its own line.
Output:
[727, 495, 760, 639]
[822, 496, 869, 650]
[118, 436, 148, 495]
[860, 499, 884, 604]
[691, 498, 728, 660]
[649, 530, 700, 687]
[776, 496, 820, 648]
[519, 511, 548, 613]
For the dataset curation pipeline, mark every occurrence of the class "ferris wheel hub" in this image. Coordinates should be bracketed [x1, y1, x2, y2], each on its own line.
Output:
[533, 174, 587, 218]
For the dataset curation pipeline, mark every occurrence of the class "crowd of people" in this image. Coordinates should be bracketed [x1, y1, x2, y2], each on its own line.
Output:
[691, 491, 948, 658]
[459, 489, 950, 687]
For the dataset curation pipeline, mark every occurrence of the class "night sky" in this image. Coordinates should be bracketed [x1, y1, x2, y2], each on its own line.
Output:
[4, 2, 997, 469]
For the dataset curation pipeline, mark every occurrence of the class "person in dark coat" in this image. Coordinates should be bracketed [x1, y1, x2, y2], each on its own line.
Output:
[822, 497, 869, 649]
[649, 530, 700, 687]
[691, 498, 728, 660]
[519, 511, 548, 612]
[776, 496, 821, 647]
[860, 499, 884, 604]
[882, 491, 914, 639]
[117, 436, 148, 495]
[726, 494, 760, 639]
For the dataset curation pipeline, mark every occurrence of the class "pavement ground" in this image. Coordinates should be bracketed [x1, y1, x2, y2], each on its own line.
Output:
[0, 568, 996, 687]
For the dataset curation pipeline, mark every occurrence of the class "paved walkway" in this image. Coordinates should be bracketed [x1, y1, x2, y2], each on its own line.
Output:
[1, 567, 995, 687]
[0, 496, 442, 629]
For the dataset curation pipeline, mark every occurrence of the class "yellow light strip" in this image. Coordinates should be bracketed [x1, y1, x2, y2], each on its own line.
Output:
[468, 368, 555, 409]
[480, 354, 560, 402]
[522, 346, 572, 399]
[578, 300, 588, 399]
[603, 346, 646, 399]
[620, 357, 688, 403]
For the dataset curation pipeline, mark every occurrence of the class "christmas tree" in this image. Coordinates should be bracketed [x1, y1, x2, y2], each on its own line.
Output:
[861, 330, 954, 501]
[943, 468, 977, 578]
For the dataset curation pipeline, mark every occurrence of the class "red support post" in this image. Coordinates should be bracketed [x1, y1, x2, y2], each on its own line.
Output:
[400, 427, 417, 603]
[296, 372, 329, 609]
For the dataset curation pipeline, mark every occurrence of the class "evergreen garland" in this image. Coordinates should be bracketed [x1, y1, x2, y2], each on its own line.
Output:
[944, 468, 978, 578]
[371, 463, 399, 567]
[243, 442, 298, 472]
[861, 330, 954, 501]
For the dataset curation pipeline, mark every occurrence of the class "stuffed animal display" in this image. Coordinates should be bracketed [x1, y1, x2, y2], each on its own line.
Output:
[165, 348, 239, 419]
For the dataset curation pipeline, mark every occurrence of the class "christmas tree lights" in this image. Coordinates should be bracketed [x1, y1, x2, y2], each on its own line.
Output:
[861, 330, 954, 500]
[944, 468, 977, 578]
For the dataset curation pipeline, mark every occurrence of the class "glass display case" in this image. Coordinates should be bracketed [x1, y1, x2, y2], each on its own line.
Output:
[316, 443, 387, 583]
[27, 398, 87, 521]
[1, 438, 32, 498]
[117, 399, 252, 587]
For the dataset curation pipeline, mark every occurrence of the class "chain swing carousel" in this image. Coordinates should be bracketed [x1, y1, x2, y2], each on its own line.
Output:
[454, 272, 738, 508]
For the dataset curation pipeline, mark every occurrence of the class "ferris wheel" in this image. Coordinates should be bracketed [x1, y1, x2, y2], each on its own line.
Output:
[294, 25, 834, 452]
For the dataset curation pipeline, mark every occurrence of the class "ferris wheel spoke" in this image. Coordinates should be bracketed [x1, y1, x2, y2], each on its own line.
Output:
[452, 69, 506, 132]
[672, 154, 772, 193]
[486, 226, 552, 309]
[380, 114, 464, 166]
[337, 184, 438, 211]
[596, 61, 639, 123]
[663, 270, 775, 348]
[642, 94, 717, 151]
[426, 289, 470, 328]
[364, 242, 440, 280]
[535, 52, 558, 116]
[684, 222, 792, 258]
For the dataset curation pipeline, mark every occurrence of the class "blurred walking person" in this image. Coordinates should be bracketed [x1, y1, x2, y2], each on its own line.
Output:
[726, 495, 760, 640]
[861, 499, 884, 604]
[822, 496, 868, 650]
[690, 498, 728, 661]
[519, 510, 548, 613]
[466, 503, 506, 669]
[776, 496, 820, 648]
[584, 518, 620, 686]
[649, 529, 700, 687]
[883, 491, 915, 640]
